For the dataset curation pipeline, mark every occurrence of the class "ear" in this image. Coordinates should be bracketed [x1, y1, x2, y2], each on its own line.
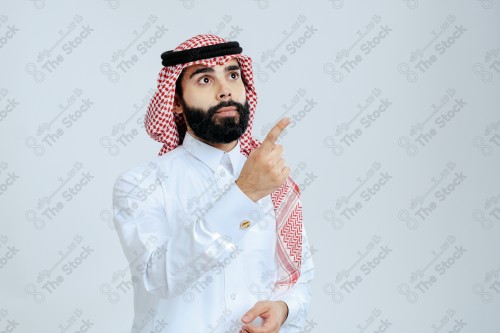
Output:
[172, 93, 183, 114]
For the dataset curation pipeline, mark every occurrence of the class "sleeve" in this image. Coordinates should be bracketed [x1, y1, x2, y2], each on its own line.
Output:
[112, 167, 263, 300]
[269, 223, 315, 331]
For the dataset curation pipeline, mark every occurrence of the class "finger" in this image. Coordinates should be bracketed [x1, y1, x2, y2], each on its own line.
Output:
[241, 301, 270, 324]
[280, 166, 290, 179]
[258, 144, 282, 161]
[242, 323, 269, 333]
[267, 145, 283, 161]
[244, 317, 279, 333]
[271, 144, 283, 154]
[275, 158, 285, 170]
[262, 118, 290, 148]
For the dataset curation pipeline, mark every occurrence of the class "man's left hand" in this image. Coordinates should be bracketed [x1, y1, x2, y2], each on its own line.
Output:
[240, 300, 288, 333]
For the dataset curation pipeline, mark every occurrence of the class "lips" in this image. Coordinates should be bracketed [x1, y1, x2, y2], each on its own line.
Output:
[215, 106, 238, 117]
[216, 106, 237, 113]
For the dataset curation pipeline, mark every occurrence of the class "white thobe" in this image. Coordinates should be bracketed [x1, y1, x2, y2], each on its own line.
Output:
[112, 131, 314, 332]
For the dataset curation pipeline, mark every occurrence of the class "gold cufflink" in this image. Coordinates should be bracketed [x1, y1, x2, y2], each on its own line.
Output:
[240, 220, 251, 229]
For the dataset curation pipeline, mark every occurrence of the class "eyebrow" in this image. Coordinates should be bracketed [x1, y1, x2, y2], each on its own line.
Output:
[189, 64, 241, 79]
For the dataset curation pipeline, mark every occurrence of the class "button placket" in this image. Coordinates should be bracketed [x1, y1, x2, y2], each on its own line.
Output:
[217, 153, 246, 322]
[214, 153, 235, 191]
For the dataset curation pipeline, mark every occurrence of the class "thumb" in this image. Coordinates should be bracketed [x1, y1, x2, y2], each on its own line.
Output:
[241, 301, 269, 323]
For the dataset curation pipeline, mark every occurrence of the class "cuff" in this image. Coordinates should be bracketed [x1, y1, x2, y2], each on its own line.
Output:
[203, 181, 261, 245]
[276, 293, 302, 326]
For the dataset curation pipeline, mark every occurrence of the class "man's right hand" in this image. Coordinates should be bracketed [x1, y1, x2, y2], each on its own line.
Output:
[236, 117, 291, 202]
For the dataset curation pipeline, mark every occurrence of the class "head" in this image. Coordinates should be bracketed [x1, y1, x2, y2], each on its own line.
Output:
[145, 34, 259, 156]
[172, 58, 250, 145]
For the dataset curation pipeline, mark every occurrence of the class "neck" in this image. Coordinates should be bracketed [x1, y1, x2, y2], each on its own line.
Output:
[187, 130, 238, 152]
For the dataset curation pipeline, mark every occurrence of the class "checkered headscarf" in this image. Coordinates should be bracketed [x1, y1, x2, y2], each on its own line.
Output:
[145, 34, 302, 290]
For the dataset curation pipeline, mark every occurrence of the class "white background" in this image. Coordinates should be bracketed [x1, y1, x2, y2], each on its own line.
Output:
[1, 0, 499, 332]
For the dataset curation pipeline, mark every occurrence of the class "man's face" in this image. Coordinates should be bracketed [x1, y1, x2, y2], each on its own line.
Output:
[174, 58, 250, 144]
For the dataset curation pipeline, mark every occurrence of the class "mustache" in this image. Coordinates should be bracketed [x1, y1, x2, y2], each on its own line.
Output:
[207, 100, 246, 117]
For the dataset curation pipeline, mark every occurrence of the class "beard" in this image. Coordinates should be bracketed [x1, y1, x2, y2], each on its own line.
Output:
[180, 97, 250, 144]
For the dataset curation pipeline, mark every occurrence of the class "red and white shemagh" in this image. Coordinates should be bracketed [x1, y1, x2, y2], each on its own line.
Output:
[144, 34, 302, 290]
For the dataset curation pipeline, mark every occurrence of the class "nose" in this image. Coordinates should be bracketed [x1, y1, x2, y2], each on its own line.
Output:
[216, 80, 232, 101]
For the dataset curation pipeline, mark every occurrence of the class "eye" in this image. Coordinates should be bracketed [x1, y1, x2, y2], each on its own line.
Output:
[197, 76, 212, 85]
[229, 72, 240, 80]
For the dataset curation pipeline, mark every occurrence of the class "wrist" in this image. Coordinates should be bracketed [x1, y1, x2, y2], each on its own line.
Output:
[277, 300, 288, 324]
[235, 179, 260, 202]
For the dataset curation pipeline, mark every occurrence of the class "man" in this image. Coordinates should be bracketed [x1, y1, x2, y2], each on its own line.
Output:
[112, 34, 314, 333]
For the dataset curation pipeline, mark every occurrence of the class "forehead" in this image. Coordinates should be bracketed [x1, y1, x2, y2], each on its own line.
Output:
[183, 58, 240, 76]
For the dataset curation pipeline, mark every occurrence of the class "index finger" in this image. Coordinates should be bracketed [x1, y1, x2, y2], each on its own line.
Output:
[262, 117, 290, 147]
[244, 317, 276, 333]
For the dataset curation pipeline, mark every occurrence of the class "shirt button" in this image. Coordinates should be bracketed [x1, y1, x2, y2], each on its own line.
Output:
[240, 220, 251, 229]
[230, 293, 236, 300]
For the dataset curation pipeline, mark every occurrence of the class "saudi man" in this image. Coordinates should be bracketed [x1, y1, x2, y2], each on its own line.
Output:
[112, 34, 314, 333]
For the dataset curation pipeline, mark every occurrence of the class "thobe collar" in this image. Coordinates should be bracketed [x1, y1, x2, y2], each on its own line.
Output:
[182, 131, 242, 174]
